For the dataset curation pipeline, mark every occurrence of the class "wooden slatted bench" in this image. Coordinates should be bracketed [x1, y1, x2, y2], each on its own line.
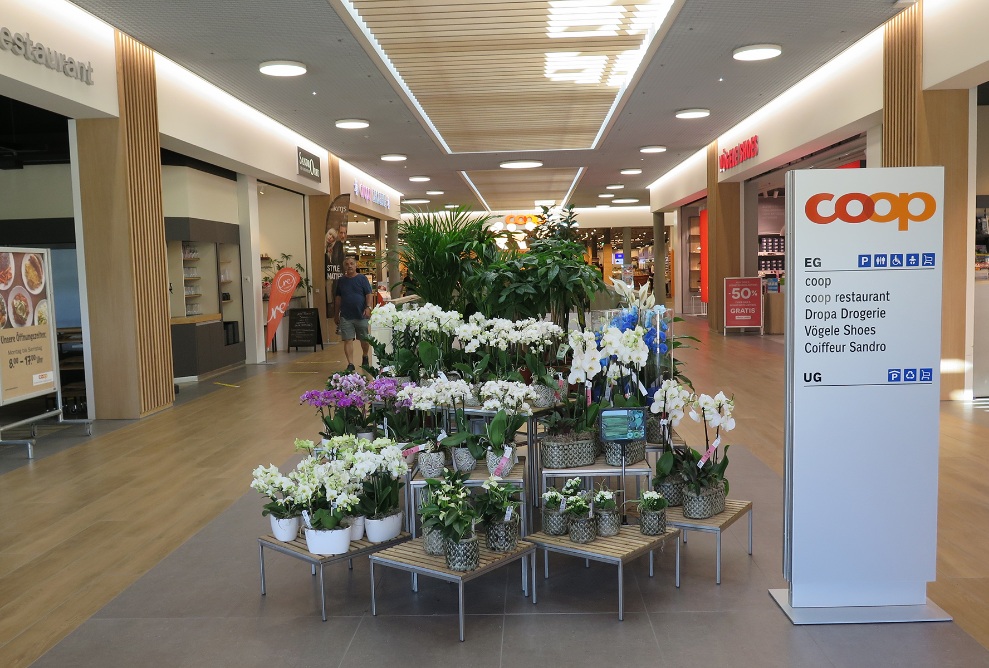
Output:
[258, 532, 411, 621]
[369, 537, 536, 641]
[526, 525, 681, 620]
[666, 498, 753, 584]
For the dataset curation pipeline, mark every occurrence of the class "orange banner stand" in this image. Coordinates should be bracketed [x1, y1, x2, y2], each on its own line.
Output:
[265, 267, 301, 350]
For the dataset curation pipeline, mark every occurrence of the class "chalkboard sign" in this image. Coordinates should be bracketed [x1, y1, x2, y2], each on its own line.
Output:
[287, 308, 323, 351]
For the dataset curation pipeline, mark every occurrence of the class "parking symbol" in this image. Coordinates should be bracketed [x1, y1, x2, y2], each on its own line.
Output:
[888, 369, 901, 382]
[858, 254, 872, 268]
[906, 253, 919, 267]
[903, 369, 917, 382]
[874, 254, 888, 267]
[922, 253, 936, 267]
[890, 254, 904, 267]
[920, 368, 933, 382]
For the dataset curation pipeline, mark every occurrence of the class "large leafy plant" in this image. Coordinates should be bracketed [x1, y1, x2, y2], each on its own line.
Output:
[419, 469, 478, 542]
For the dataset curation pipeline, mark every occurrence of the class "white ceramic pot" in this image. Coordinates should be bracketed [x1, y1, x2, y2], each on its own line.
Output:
[365, 511, 403, 543]
[349, 515, 366, 541]
[304, 527, 351, 555]
[269, 515, 300, 542]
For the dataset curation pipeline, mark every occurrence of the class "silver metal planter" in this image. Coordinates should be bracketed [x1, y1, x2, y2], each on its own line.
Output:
[540, 433, 595, 469]
[655, 478, 685, 507]
[423, 526, 446, 556]
[542, 507, 569, 536]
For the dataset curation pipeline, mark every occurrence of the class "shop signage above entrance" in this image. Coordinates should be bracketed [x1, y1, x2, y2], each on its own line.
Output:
[297, 148, 321, 182]
[353, 179, 391, 210]
[0, 25, 94, 85]
[718, 135, 758, 172]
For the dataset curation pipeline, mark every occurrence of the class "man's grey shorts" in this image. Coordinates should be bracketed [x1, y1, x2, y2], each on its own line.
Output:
[339, 316, 369, 341]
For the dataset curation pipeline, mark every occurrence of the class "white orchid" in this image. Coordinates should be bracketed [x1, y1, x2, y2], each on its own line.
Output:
[649, 379, 693, 427]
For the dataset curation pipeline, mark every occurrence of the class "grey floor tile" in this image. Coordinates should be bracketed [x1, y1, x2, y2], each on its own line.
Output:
[501, 613, 659, 665]
[806, 621, 989, 668]
[506, 551, 646, 615]
[369, 565, 511, 616]
[339, 614, 504, 667]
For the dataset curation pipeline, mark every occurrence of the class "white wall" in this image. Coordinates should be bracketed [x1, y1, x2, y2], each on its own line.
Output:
[0, 164, 73, 218]
[0, 0, 117, 119]
[649, 149, 707, 212]
[259, 185, 308, 288]
[924, 0, 989, 90]
[161, 166, 239, 223]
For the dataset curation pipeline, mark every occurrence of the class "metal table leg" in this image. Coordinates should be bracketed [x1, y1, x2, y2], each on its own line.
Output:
[349, 559, 353, 570]
[748, 508, 753, 555]
[458, 581, 466, 642]
[544, 549, 549, 579]
[521, 556, 528, 596]
[675, 537, 681, 588]
[716, 531, 722, 585]
[259, 544, 266, 595]
[319, 563, 327, 621]
[369, 559, 377, 615]
[649, 549, 654, 577]
[531, 552, 537, 604]
[617, 561, 624, 621]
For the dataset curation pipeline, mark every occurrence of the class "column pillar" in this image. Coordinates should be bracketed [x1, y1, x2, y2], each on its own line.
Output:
[386, 219, 400, 297]
[706, 142, 741, 333]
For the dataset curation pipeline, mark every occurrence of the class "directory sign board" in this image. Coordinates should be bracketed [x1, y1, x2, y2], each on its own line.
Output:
[784, 167, 943, 609]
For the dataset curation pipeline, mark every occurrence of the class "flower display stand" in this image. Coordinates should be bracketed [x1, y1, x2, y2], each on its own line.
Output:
[257, 531, 410, 620]
[666, 498, 753, 584]
[540, 454, 652, 510]
[369, 537, 536, 641]
[526, 525, 681, 621]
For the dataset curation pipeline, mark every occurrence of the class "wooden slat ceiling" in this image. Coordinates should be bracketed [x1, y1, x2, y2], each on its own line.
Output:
[349, 0, 674, 153]
[464, 167, 579, 210]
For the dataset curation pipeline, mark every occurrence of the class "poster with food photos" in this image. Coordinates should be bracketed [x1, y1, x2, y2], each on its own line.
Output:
[0, 248, 57, 404]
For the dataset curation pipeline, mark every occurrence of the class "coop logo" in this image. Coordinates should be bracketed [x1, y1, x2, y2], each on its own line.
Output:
[805, 191, 936, 231]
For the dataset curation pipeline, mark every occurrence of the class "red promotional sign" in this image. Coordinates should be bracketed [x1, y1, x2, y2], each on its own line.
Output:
[723, 277, 763, 330]
[265, 267, 301, 350]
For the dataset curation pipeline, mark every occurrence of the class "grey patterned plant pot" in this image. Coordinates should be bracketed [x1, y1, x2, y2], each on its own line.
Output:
[682, 484, 726, 519]
[646, 414, 669, 445]
[541, 433, 596, 469]
[542, 507, 569, 536]
[418, 450, 446, 478]
[655, 478, 684, 507]
[568, 516, 596, 544]
[604, 440, 646, 466]
[595, 509, 622, 537]
[423, 526, 446, 556]
[451, 447, 477, 473]
[486, 450, 515, 476]
[445, 536, 480, 572]
[639, 508, 667, 535]
[531, 384, 557, 408]
[485, 518, 519, 552]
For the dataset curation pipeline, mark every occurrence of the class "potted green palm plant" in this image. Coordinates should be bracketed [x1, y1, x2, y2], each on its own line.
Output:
[476, 477, 522, 552]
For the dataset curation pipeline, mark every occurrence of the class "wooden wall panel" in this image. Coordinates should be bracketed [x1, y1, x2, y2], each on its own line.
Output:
[706, 142, 741, 333]
[882, 2, 922, 167]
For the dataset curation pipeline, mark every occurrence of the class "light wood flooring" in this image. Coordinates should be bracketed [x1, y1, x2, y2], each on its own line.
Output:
[1, 320, 988, 666]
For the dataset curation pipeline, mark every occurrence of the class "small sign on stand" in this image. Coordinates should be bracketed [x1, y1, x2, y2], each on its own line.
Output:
[599, 406, 646, 524]
[723, 277, 763, 335]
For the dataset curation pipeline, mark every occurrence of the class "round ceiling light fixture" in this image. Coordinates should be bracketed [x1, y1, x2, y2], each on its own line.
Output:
[445, 204, 458, 209]
[612, 198, 640, 204]
[639, 145, 667, 153]
[426, 190, 444, 195]
[606, 184, 624, 190]
[675, 108, 710, 119]
[335, 118, 369, 129]
[733, 44, 782, 61]
[380, 153, 407, 161]
[499, 160, 543, 169]
[409, 176, 430, 182]
[259, 60, 307, 77]
[402, 199, 430, 205]
[620, 168, 642, 175]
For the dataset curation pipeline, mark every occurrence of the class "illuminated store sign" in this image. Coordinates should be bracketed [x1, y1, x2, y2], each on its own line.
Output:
[719, 135, 758, 172]
[297, 148, 321, 182]
[353, 179, 391, 210]
[0, 25, 94, 85]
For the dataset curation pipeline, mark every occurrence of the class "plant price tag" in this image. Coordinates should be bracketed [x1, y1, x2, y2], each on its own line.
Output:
[301, 510, 313, 530]
[402, 443, 428, 457]
[504, 506, 513, 522]
[697, 436, 721, 467]
[559, 497, 567, 513]
[493, 446, 513, 477]
[556, 343, 571, 361]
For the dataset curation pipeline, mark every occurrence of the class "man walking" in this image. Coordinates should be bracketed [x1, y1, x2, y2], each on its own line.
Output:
[334, 256, 373, 371]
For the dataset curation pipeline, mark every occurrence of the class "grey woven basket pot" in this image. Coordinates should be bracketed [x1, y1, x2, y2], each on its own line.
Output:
[681, 484, 726, 519]
[542, 507, 569, 536]
[568, 516, 596, 544]
[655, 478, 685, 507]
[485, 518, 520, 552]
[639, 508, 667, 535]
[595, 509, 622, 537]
[451, 447, 477, 472]
[418, 451, 446, 478]
[541, 433, 595, 469]
[646, 414, 669, 445]
[422, 526, 446, 556]
[531, 384, 557, 408]
[604, 439, 646, 466]
[445, 536, 480, 572]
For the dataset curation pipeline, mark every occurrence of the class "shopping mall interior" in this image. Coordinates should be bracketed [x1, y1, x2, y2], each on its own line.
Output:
[2, 0, 989, 666]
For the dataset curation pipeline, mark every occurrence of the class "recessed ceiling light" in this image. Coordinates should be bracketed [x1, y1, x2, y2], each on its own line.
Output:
[620, 168, 642, 175]
[675, 108, 710, 119]
[381, 154, 407, 161]
[639, 146, 667, 153]
[612, 198, 640, 204]
[426, 190, 444, 195]
[335, 119, 369, 129]
[606, 184, 624, 190]
[259, 60, 307, 77]
[499, 160, 543, 169]
[599, 193, 614, 199]
[402, 199, 430, 205]
[445, 204, 458, 209]
[732, 44, 782, 61]
[409, 176, 430, 182]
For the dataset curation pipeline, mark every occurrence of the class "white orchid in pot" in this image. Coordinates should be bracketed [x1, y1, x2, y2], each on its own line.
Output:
[251, 463, 303, 542]
[293, 457, 361, 555]
[351, 439, 409, 543]
[680, 391, 736, 519]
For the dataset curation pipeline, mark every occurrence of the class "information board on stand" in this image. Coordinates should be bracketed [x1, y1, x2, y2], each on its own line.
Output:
[778, 167, 946, 622]
[723, 277, 763, 334]
[0, 248, 57, 404]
